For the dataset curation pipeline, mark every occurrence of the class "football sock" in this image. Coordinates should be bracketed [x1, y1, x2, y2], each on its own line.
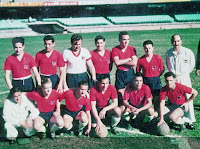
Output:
[123, 112, 130, 121]
[111, 116, 121, 127]
[175, 117, 185, 125]
[50, 124, 63, 132]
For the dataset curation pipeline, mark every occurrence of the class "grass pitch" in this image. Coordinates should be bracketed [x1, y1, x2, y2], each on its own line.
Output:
[0, 28, 200, 148]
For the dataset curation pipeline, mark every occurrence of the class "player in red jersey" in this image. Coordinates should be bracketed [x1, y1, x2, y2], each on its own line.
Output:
[122, 72, 157, 129]
[158, 72, 198, 132]
[26, 78, 64, 139]
[60, 81, 91, 136]
[90, 74, 121, 135]
[3, 37, 41, 92]
[35, 35, 65, 93]
[136, 40, 164, 110]
[90, 35, 113, 81]
[112, 31, 137, 106]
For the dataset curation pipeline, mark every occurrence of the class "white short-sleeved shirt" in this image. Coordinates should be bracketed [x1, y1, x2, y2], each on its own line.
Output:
[166, 46, 195, 76]
[63, 48, 91, 74]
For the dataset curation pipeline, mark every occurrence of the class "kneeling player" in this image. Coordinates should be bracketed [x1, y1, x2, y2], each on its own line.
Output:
[26, 78, 64, 139]
[158, 72, 198, 131]
[122, 72, 157, 129]
[3, 87, 40, 144]
[90, 74, 121, 135]
[60, 81, 91, 136]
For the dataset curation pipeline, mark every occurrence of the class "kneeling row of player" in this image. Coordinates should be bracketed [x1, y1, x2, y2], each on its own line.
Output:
[3, 72, 198, 142]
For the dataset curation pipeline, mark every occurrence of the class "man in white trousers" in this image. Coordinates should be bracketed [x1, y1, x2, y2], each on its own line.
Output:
[166, 34, 196, 129]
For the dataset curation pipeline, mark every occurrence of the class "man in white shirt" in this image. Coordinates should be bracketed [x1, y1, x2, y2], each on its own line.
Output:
[3, 87, 40, 144]
[166, 34, 196, 129]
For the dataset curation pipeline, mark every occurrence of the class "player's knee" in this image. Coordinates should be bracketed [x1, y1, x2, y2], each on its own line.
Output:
[169, 114, 178, 122]
[56, 118, 64, 127]
[114, 107, 122, 117]
[64, 121, 72, 130]
[78, 111, 88, 123]
[34, 122, 43, 131]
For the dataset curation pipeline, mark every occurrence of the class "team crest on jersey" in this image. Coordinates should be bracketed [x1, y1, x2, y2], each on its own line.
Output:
[184, 59, 188, 63]
[152, 66, 156, 70]
[50, 100, 55, 105]
[52, 62, 57, 66]
[107, 60, 110, 64]
[177, 96, 181, 100]
[82, 57, 85, 60]
[140, 97, 144, 101]
[78, 105, 83, 109]
[24, 65, 29, 69]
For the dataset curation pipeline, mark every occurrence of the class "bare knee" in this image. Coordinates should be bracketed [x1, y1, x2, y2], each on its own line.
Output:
[77, 111, 88, 123]
[113, 107, 122, 117]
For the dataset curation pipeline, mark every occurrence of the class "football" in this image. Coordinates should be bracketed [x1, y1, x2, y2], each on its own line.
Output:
[95, 125, 108, 138]
[157, 122, 170, 136]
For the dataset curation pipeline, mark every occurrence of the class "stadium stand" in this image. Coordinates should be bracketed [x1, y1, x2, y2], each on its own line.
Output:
[0, 20, 28, 30]
[175, 14, 200, 22]
[43, 17, 112, 26]
[107, 15, 174, 24]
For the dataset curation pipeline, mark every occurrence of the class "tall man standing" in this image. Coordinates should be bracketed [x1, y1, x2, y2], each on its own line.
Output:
[35, 35, 65, 93]
[3, 37, 41, 92]
[63, 34, 96, 89]
[166, 34, 196, 129]
[112, 31, 137, 105]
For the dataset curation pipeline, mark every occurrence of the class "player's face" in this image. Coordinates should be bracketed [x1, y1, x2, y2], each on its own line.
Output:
[144, 44, 154, 56]
[133, 76, 143, 90]
[44, 40, 55, 52]
[96, 39, 105, 51]
[71, 39, 82, 51]
[165, 76, 176, 89]
[42, 82, 52, 97]
[78, 85, 89, 97]
[99, 78, 110, 91]
[172, 35, 182, 50]
[14, 42, 25, 56]
[120, 35, 130, 48]
[13, 91, 22, 104]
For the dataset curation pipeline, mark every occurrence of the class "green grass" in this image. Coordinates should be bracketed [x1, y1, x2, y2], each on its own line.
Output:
[0, 28, 200, 148]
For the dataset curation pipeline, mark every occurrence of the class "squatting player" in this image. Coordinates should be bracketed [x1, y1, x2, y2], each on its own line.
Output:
[137, 40, 164, 110]
[158, 72, 198, 132]
[90, 35, 113, 81]
[112, 31, 137, 106]
[122, 72, 157, 129]
[63, 34, 96, 89]
[26, 78, 64, 139]
[90, 74, 121, 135]
[35, 35, 65, 92]
[3, 37, 41, 92]
[60, 81, 91, 136]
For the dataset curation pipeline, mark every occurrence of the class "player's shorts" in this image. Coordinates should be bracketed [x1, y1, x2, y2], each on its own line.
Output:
[62, 108, 81, 119]
[143, 76, 161, 96]
[167, 104, 185, 113]
[66, 72, 89, 89]
[41, 74, 59, 89]
[39, 111, 54, 123]
[115, 69, 134, 90]
[12, 77, 35, 92]
[91, 107, 104, 124]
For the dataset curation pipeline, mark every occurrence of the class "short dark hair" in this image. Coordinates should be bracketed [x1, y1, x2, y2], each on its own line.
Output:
[133, 72, 143, 80]
[94, 35, 105, 43]
[164, 72, 176, 79]
[12, 37, 24, 46]
[9, 87, 21, 97]
[71, 34, 82, 44]
[143, 40, 153, 47]
[171, 34, 182, 44]
[78, 81, 89, 87]
[41, 78, 51, 87]
[97, 74, 110, 82]
[119, 31, 129, 40]
[43, 35, 55, 43]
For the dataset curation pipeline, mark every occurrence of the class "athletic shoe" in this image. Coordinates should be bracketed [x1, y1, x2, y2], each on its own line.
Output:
[37, 132, 46, 139]
[110, 127, 120, 135]
[127, 124, 133, 130]
[50, 132, 56, 140]
[186, 123, 195, 130]
[78, 129, 83, 136]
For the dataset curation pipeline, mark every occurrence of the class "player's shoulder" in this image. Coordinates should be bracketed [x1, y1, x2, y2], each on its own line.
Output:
[166, 48, 173, 54]
[139, 55, 146, 60]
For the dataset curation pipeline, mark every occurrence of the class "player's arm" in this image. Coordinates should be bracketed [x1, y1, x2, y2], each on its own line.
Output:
[5, 70, 13, 89]
[86, 59, 96, 81]
[32, 66, 41, 86]
[99, 98, 118, 119]
[54, 99, 61, 115]
[85, 110, 92, 135]
[157, 100, 166, 126]
[63, 64, 69, 89]
[57, 66, 65, 93]
[113, 56, 132, 66]
[135, 98, 152, 115]
[125, 55, 137, 66]
[123, 100, 137, 112]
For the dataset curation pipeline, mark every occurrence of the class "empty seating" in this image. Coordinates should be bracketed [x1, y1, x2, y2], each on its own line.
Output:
[0, 20, 28, 30]
[175, 14, 200, 22]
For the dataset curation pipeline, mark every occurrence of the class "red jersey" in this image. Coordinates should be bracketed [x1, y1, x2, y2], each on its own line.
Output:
[123, 84, 152, 108]
[90, 84, 118, 108]
[35, 50, 65, 75]
[112, 45, 136, 71]
[90, 49, 112, 74]
[136, 54, 164, 77]
[60, 89, 91, 112]
[160, 83, 192, 105]
[26, 89, 61, 113]
[3, 53, 37, 79]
